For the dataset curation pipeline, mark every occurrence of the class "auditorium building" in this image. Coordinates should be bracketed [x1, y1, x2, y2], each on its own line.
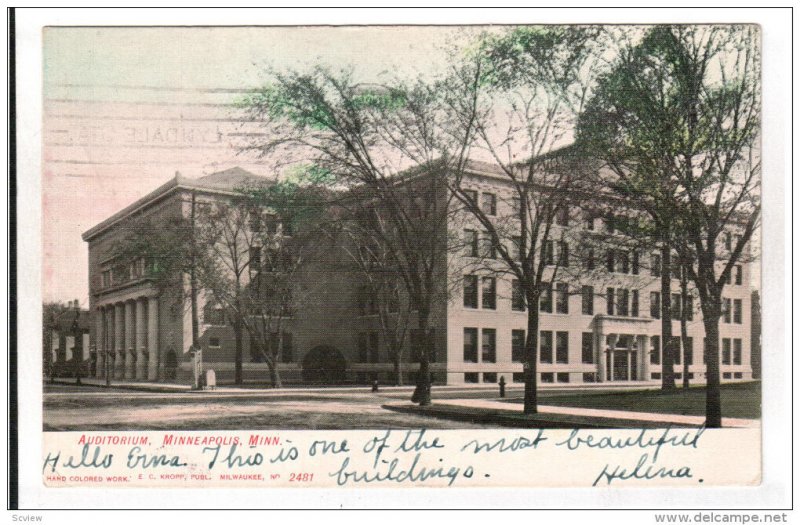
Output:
[82, 165, 754, 386]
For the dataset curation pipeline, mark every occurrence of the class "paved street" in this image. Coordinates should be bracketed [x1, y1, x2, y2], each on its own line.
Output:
[44, 383, 518, 430]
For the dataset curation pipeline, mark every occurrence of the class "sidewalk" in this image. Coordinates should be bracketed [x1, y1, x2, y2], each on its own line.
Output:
[385, 398, 760, 429]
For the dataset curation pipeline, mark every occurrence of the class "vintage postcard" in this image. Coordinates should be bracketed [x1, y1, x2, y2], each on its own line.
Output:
[11, 8, 792, 513]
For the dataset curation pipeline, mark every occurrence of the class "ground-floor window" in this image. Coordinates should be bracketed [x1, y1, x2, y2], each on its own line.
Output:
[483, 372, 497, 383]
[464, 372, 479, 383]
[557, 372, 569, 383]
[582, 372, 597, 383]
[541, 372, 554, 383]
[512, 373, 524, 383]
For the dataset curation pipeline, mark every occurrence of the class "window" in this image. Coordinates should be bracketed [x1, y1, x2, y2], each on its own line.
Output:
[557, 241, 569, 266]
[672, 337, 681, 364]
[735, 265, 743, 285]
[463, 328, 478, 363]
[583, 372, 598, 383]
[513, 373, 525, 383]
[463, 275, 478, 309]
[733, 339, 742, 365]
[464, 372, 479, 383]
[511, 280, 525, 311]
[584, 247, 595, 271]
[464, 189, 478, 207]
[616, 288, 629, 316]
[651, 254, 662, 276]
[483, 372, 498, 384]
[582, 332, 594, 364]
[723, 298, 732, 323]
[481, 329, 496, 363]
[631, 290, 639, 317]
[555, 206, 569, 226]
[615, 251, 629, 274]
[464, 229, 478, 257]
[204, 305, 226, 326]
[671, 293, 682, 320]
[555, 283, 569, 314]
[541, 373, 554, 383]
[606, 288, 615, 315]
[632, 251, 639, 275]
[101, 269, 112, 288]
[512, 236, 523, 260]
[722, 338, 731, 364]
[650, 336, 661, 365]
[725, 271, 732, 285]
[539, 283, 553, 313]
[281, 333, 293, 363]
[481, 193, 496, 215]
[358, 286, 378, 316]
[542, 241, 554, 265]
[606, 250, 615, 272]
[584, 211, 594, 230]
[249, 247, 262, 270]
[733, 299, 742, 324]
[540, 331, 553, 363]
[724, 232, 732, 251]
[482, 277, 496, 310]
[387, 284, 400, 314]
[557, 373, 570, 383]
[605, 216, 615, 233]
[368, 332, 379, 363]
[556, 331, 569, 364]
[650, 292, 661, 319]
[482, 232, 496, 259]
[511, 196, 522, 215]
[208, 337, 220, 349]
[671, 262, 681, 281]
[684, 337, 693, 365]
[684, 295, 694, 321]
[581, 285, 594, 315]
[512, 330, 526, 363]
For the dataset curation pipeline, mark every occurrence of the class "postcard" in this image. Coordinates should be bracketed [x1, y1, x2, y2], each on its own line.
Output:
[11, 8, 791, 513]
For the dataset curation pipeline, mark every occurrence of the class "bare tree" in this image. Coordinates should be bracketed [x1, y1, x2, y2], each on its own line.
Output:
[577, 25, 760, 427]
[443, 26, 603, 414]
[238, 67, 468, 405]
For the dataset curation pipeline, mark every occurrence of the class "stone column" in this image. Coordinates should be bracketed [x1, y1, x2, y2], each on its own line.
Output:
[95, 307, 105, 379]
[114, 303, 124, 379]
[124, 301, 136, 379]
[607, 334, 618, 382]
[147, 296, 159, 381]
[597, 331, 606, 382]
[640, 335, 650, 381]
[135, 298, 147, 379]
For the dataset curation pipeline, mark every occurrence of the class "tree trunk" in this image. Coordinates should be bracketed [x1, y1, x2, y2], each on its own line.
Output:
[393, 347, 403, 386]
[703, 304, 723, 428]
[233, 320, 243, 385]
[411, 312, 432, 406]
[523, 302, 540, 415]
[680, 275, 691, 389]
[268, 361, 282, 389]
[660, 242, 676, 390]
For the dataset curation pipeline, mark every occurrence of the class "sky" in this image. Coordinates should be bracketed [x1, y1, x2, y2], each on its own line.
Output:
[42, 26, 475, 305]
[41, 25, 761, 305]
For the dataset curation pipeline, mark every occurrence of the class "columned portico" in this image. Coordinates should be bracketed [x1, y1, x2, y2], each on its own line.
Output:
[114, 303, 125, 379]
[593, 315, 654, 383]
[135, 298, 147, 379]
[124, 301, 136, 379]
[147, 297, 159, 380]
[95, 307, 105, 379]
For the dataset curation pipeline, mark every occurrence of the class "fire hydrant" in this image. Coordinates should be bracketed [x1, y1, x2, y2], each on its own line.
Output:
[498, 376, 506, 398]
[372, 380, 379, 392]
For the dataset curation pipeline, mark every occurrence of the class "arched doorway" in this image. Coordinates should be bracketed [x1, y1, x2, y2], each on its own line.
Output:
[302, 345, 347, 384]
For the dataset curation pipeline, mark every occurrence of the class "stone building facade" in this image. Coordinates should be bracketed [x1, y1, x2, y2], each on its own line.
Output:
[83, 166, 754, 385]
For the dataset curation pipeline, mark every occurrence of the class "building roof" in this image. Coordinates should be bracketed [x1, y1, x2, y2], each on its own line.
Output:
[82, 167, 271, 241]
